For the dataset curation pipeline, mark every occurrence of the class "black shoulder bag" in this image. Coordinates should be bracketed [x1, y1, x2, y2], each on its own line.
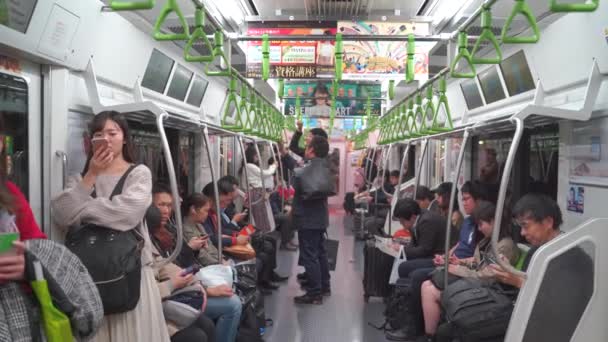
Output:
[65, 165, 144, 315]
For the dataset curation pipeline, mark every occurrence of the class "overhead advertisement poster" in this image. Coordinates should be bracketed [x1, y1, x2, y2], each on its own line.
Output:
[337, 21, 433, 81]
[282, 81, 381, 117]
[246, 23, 337, 79]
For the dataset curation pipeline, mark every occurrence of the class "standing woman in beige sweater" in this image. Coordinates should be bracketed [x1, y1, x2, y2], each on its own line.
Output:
[51, 111, 170, 342]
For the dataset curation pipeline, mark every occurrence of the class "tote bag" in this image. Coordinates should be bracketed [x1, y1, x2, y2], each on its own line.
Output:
[389, 246, 407, 285]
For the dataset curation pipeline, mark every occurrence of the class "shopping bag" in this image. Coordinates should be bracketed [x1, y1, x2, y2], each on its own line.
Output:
[196, 264, 235, 288]
[389, 246, 407, 285]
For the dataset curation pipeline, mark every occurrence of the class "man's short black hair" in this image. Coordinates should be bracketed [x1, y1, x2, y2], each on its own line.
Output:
[433, 182, 452, 196]
[461, 180, 491, 202]
[219, 175, 239, 186]
[152, 183, 172, 196]
[307, 135, 329, 158]
[202, 180, 234, 198]
[309, 127, 328, 139]
[415, 186, 434, 201]
[393, 198, 421, 221]
[389, 170, 400, 178]
[513, 193, 563, 230]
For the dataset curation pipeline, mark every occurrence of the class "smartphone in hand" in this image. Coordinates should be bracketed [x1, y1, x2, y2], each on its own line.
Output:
[91, 137, 109, 152]
[180, 265, 201, 276]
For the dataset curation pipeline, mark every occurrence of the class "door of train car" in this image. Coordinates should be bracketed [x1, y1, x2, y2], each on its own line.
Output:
[0, 55, 42, 230]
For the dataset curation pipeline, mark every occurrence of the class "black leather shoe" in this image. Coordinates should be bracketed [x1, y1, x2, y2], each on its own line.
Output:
[271, 272, 289, 282]
[385, 329, 416, 341]
[297, 272, 307, 280]
[294, 293, 322, 305]
[260, 281, 279, 290]
[321, 288, 331, 297]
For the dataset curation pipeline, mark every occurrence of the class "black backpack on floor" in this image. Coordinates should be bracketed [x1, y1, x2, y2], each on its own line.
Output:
[343, 192, 355, 214]
[383, 279, 412, 331]
[441, 278, 515, 342]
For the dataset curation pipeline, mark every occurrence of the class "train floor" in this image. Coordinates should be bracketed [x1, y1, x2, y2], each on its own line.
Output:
[264, 208, 391, 342]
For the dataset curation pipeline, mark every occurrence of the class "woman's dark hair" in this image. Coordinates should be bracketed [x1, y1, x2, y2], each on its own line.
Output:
[313, 83, 329, 97]
[182, 193, 211, 217]
[82, 111, 135, 174]
[244, 144, 258, 165]
[472, 200, 511, 240]
[0, 114, 13, 211]
[202, 181, 234, 198]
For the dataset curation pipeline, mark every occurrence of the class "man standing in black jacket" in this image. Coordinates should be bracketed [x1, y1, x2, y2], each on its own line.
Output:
[289, 120, 329, 158]
[292, 135, 332, 304]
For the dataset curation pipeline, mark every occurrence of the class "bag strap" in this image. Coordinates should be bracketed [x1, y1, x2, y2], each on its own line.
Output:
[91, 164, 138, 199]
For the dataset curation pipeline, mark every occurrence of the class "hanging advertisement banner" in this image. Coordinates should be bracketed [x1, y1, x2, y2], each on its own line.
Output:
[337, 21, 433, 81]
[283, 81, 381, 117]
[246, 24, 337, 78]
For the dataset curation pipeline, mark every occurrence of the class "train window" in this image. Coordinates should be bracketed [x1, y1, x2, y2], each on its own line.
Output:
[477, 66, 507, 105]
[528, 131, 559, 199]
[460, 78, 484, 110]
[0, 72, 29, 198]
[428, 140, 445, 188]
[186, 76, 209, 107]
[142, 49, 174, 94]
[522, 241, 594, 342]
[0, 0, 38, 34]
[166, 64, 193, 101]
[178, 133, 195, 196]
[500, 50, 536, 97]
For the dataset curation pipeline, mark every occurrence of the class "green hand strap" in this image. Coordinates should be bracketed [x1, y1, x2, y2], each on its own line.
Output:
[335, 33, 344, 81]
[550, 0, 599, 12]
[222, 77, 242, 130]
[450, 31, 476, 78]
[407, 100, 421, 137]
[414, 94, 425, 136]
[205, 31, 232, 76]
[278, 79, 284, 98]
[399, 103, 410, 139]
[153, 0, 189, 41]
[471, 7, 502, 64]
[432, 78, 454, 132]
[236, 84, 249, 132]
[262, 34, 270, 81]
[388, 80, 395, 100]
[184, 6, 214, 62]
[422, 86, 435, 134]
[110, 0, 154, 11]
[242, 91, 256, 133]
[501, 0, 540, 44]
[406, 34, 415, 83]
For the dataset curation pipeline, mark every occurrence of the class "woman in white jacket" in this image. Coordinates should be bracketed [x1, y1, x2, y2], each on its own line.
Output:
[243, 144, 276, 232]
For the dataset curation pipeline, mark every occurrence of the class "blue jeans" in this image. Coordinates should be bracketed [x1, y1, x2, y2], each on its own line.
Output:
[204, 294, 242, 342]
[299, 229, 331, 295]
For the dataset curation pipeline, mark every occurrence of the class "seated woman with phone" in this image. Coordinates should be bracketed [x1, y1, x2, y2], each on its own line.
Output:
[147, 205, 242, 342]
[182, 193, 222, 267]
[418, 201, 519, 339]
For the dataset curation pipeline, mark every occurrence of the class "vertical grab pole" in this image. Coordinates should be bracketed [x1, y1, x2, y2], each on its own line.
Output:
[156, 112, 183, 266]
[367, 147, 378, 187]
[389, 143, 411, 235]
[492, 118, 527, 277]
[443, 130, 470, 290]
[413, 139, 429, 199]
[202, 125, 222, 255]
[237, 135, 252, 216]
[268, 141, 285, 208]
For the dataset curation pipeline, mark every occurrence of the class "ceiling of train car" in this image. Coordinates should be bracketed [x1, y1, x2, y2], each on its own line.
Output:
[118, 0, 562, 104]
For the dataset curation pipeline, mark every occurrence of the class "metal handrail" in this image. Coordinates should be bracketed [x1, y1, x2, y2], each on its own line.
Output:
[381, 144, 394, 196]
[156, 113, 183, 267]
[236, 135, 253, 225]
[249, 142, 266, 206]
[366, 147, 378, 188]
[491, 117, 527, 278]
[413, 139, 429, 199]
[443, 129, 471, 290]
[202, 125, 222, 255]
[55, 151, 67, 190]
[395, 143, 411, 200]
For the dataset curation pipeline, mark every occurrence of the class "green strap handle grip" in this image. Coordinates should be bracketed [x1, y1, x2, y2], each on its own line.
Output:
[205, 31, 232, 77]
[432, 78, 454, 132]
[501, 0, 540, 44]
[407, 100, 421, 137]
[550, 0, 599, 12]
[184, 7, 214, 62]
[406, 34, 415, 83]
[335, 33, 344, 81]
[278, 79, 284, 98]
[153, 0, 189, 41]
[471, 8, 502, 64]
[388, 80, 395, 100]
[450, 31, 476, 78]
[222, 77, 242, 129]
[262, 34, 270, 81]
[422, 86, 435, 134]
[110, 0, 154, 11]
[399, 103, 410, 139]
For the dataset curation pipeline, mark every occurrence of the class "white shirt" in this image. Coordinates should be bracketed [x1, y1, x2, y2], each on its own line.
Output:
[245, 163, 277, 189]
